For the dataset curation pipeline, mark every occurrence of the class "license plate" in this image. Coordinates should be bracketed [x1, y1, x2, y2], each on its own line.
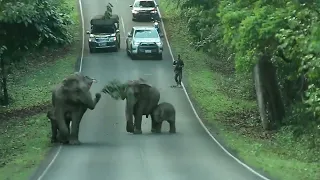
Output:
[99, 43, 106, 46]
[145, 50, 152, 53]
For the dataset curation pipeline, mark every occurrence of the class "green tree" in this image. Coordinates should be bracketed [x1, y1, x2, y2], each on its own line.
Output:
[0, 0, 73, 105]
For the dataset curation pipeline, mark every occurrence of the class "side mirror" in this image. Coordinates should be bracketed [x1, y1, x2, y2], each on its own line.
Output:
[156, 4, 159, 7]
[116, 29, 120, 33]
[127, 32, 132, 37]
[129, 5, 132, 7]
[159, 34, 164, 38]
[86, 31, 90, 34]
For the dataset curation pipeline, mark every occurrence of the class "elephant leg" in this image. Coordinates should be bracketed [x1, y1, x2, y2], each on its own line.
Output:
[151, 113, 157, 133]
[154, 122, 162, 133]
[66, 118, 71, 134]
[133, 107, 143, 134]
[54, 108, 69, 144]
[126, 121, 134, 133]
[69, 111, 83, 145]
[50, 120, 59, 143]
[168, 121, 176, 133]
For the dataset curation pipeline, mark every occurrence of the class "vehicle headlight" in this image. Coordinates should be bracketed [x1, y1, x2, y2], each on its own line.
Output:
[132, 10, 138, 14]
[151, 10, 157, 13]
[89, 37, 95, 42]
[89, 34, 94, 38]
[133, 42, 140, 46]
[156, 42, 162, 46]
[110, 37, 116, 41]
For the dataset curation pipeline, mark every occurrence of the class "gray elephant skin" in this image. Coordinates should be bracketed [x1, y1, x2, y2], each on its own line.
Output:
[151, 102, 176, 133]
[47, 110, 71, 143]
[50, 72, 101, 145]
[102, 79, 160, 134]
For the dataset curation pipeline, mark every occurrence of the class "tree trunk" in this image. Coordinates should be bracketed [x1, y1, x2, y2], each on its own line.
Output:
[0, 58, 8, 106]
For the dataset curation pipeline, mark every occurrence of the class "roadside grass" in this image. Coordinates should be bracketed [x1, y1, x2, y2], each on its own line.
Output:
[0, 114, 51, 180]
[0, 0, 81, 178]
[159, 1, 320, 180]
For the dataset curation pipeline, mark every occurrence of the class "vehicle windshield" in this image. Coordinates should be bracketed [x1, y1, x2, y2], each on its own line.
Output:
[91, 26, 115, 34]
[134, 29, 159, 38]
[133, 1, 156, 8]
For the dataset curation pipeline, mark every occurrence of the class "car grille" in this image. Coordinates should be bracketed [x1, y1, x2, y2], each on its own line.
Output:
[138, 10, 152, 14]
[138, 42, 158, 53]
[95, 38, 109, 42]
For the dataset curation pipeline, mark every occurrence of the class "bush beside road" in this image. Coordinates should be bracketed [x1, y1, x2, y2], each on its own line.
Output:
[159, 0, 320, 179]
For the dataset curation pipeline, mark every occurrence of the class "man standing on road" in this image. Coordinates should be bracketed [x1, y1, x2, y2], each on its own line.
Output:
[173, 54, 184, 87]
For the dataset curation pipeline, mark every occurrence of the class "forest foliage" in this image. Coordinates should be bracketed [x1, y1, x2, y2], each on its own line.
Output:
[0, 0, 74, 105]
[174, 0, 320, 144]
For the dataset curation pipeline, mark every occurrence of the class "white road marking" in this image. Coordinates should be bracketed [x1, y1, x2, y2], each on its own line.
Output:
[156, 6, 270, 180]
[36, 0, 270, 179]
[121, 16, 126, 36]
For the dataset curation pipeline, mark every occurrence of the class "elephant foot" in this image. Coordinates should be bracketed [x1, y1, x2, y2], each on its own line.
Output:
[126, 122, 134, 133]
[60, 139, 69, 144]
[169, 129, 176, 133]
[51, 138, 59, 143]
[68, 139, 81, 145]
[133, 129, 142, 134]
[151, 128, 161, 133]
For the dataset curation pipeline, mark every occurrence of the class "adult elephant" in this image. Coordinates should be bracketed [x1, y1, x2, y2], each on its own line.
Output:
[102, 79, 160, 134]
[51, 72, 101, 145]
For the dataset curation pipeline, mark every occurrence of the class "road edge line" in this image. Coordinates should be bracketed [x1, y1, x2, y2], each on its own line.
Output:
[157, 6, 270, 180]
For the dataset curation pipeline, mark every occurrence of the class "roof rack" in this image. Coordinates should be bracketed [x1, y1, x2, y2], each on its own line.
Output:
[90, 14, 119, 25]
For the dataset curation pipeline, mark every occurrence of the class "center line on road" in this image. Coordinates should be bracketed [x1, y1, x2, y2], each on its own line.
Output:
[121, 17, 126, 36]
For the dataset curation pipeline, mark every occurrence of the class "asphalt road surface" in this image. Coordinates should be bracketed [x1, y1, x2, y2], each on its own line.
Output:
[31, 0, 271, 180]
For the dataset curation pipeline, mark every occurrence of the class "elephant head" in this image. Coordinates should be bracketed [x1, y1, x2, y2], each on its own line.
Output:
[62, 72, 97, 105]
[102, 78, 149, 100]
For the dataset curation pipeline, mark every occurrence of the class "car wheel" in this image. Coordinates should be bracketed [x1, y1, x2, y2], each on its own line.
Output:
[131, 54, 136, 60]
[89, 48, 95, 53]
[114, 47, 119, 52]
[156, 53, 163, 60]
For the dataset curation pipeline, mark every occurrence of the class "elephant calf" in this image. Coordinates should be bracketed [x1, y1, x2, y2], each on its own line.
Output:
[47, 111, 71, 143]
[151, 102, 176, 133]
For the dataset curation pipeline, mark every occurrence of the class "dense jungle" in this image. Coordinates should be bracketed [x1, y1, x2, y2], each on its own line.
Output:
[159, 0, 320, 179]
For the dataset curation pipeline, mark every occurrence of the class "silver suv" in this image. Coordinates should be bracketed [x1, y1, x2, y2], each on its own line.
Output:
[126, 26, 164, 60]
[129, 0, 158, 21]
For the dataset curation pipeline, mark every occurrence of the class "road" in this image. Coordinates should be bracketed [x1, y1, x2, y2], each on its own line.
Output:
[31, 0, 271, 179]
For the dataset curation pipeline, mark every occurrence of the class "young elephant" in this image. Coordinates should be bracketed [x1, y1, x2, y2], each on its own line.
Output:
[51, 72, 101, 145]
[151, 102, 176, 133]
[102, 78, 160, 134]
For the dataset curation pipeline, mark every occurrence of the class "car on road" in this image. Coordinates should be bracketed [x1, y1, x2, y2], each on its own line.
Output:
[130, 0, 159, 21]
[86, 15, 120, 53]
[126, 26, 164, 60]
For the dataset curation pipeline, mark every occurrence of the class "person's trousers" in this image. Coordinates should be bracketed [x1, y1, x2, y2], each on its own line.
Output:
[174, 70, 182, 85]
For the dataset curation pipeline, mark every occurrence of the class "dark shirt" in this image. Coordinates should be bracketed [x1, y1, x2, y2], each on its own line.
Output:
[173, 59, 184, 71]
